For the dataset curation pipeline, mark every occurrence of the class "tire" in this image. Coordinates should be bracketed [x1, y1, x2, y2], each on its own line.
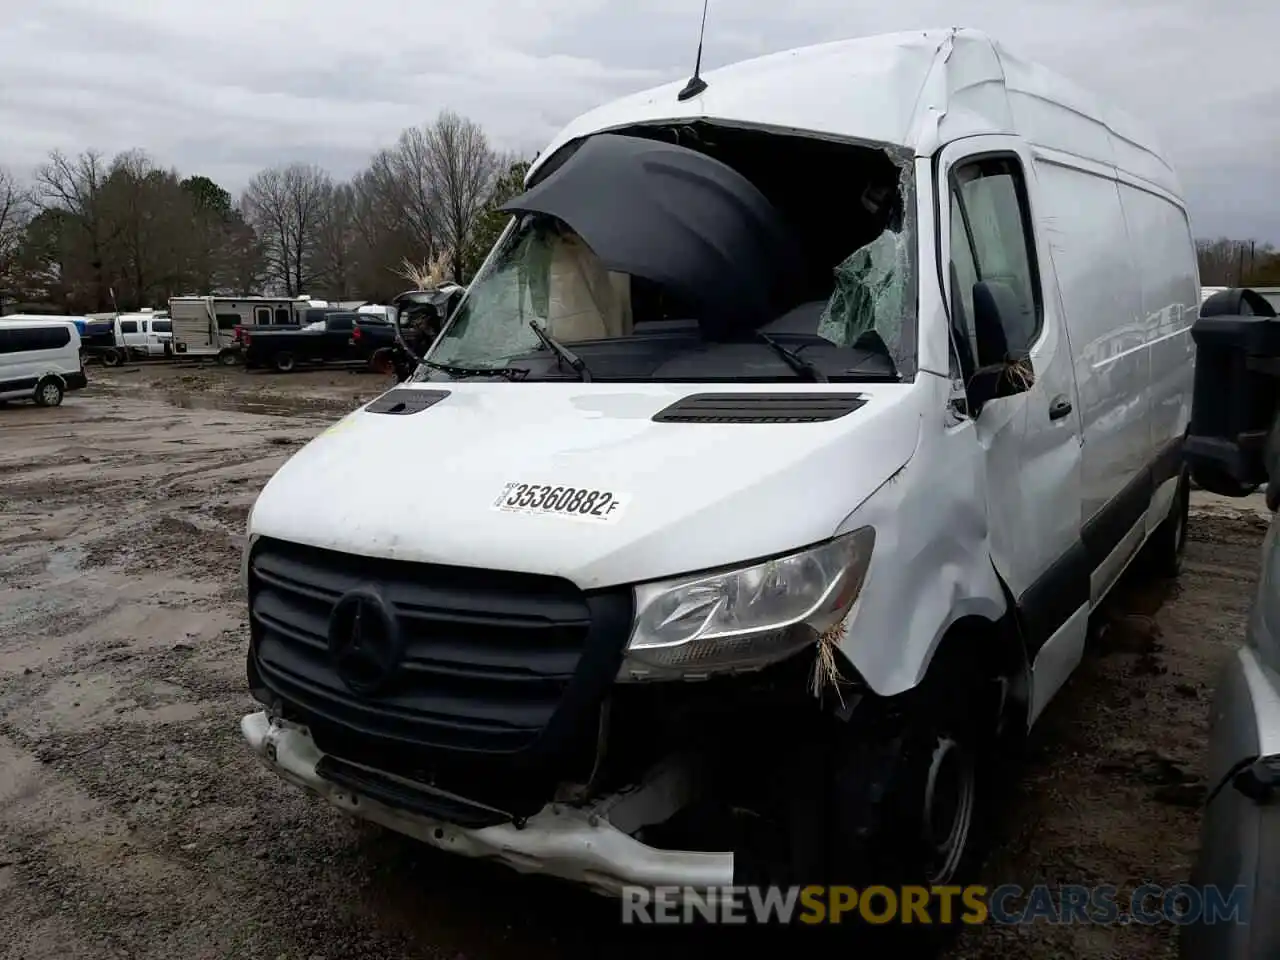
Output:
[273, 352, 296, 373]
[1145, 466, 1191, 579]
[816, 655, 1003, 938]
[101, 348, 122, 367]
[34, 377, 64, 407]
[218, 349, 241, 367]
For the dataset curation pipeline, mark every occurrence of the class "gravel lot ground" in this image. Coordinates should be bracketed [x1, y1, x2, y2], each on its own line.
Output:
[0, 361, 1270, 959]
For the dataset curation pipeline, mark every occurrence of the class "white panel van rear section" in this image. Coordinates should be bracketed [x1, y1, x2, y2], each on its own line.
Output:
[236, 27, 1197, 905]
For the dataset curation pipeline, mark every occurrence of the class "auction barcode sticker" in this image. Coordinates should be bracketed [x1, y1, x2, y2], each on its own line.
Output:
[492, 481, 626, 521]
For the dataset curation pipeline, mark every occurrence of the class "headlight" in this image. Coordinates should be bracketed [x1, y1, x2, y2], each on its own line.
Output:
[620, 526, 875, 680]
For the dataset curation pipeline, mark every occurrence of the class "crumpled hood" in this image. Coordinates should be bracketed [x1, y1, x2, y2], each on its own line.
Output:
[249, 382, 924, 589]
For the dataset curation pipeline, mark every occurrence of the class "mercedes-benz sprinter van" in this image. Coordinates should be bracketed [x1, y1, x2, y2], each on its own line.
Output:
[239, 27, 1198, 904]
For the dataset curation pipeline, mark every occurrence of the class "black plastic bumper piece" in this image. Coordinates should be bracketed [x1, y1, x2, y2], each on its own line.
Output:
[315, 754, 515, 828]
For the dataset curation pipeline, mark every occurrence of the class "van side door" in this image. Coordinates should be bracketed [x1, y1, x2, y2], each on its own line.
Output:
[938, 136, 1088, 723]
[1031, 158, 1182, 599]
[1111, 182, 1197, 540]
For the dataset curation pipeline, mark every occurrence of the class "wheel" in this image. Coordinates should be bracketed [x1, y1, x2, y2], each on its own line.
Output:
[1144, 466, 1191, 578]
[273, 352, 296, 373]
[101, 348, 122, 367]
[816, 653, 1004, 937]
[34, 377, 64, 407]
[218, 349, 241, 367]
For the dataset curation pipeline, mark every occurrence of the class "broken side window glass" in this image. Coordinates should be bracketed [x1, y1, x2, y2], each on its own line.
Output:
[816, 162, 916, 376]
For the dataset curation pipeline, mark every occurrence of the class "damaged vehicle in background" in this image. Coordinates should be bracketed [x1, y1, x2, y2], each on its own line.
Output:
[237, 26, 1199, 919]
[369, 284, 466, 382]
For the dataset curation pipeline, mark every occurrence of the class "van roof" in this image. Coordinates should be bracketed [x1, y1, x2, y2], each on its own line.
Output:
[1, 314, 91, 323]
[0, 317, 81, 330]
[531, 27, 1179, 198]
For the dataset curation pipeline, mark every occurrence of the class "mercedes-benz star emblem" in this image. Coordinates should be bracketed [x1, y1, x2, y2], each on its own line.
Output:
[327, 587, 404, 696]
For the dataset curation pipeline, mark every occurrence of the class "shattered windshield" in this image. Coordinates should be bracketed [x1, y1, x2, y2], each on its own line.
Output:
[424, 132, 917, 384]
[429, 218, 627, 370]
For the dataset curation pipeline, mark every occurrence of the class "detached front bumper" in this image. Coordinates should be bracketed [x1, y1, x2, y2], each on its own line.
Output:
[240, 711, 734, 897]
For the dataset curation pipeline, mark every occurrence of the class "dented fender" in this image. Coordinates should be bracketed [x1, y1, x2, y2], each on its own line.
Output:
[833, 374, 1008, 698]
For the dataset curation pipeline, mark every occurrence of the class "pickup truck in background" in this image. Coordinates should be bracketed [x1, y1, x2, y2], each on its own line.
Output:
[80, 314, 172, 365]
[241, 313, 398, 372]
[231, 307, 348, 350]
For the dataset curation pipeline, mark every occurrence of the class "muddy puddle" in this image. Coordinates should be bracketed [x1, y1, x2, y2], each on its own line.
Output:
[164, 390, 349, 417]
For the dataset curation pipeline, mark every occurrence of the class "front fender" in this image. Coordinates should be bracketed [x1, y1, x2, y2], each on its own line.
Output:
[834, 378, 1007, 697]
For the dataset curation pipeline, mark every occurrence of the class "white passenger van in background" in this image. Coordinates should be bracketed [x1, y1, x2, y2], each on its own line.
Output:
[0, 318, 86, 407]
[238, 27, 1198, 912]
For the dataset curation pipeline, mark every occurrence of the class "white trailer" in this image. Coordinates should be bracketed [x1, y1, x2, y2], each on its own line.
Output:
[168, 296, 328, 363]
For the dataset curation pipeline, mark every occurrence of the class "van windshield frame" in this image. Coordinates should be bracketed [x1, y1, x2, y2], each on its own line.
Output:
[422, 127, 920, 385]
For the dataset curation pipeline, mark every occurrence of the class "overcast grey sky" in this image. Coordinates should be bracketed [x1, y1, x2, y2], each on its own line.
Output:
[1, 0, 1275, 242]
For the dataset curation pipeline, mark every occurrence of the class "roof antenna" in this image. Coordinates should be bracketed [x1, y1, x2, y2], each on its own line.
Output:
[677, 0, 711, 101]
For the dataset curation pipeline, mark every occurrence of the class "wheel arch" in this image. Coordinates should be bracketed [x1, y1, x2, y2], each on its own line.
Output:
[34, 372, 67, 406]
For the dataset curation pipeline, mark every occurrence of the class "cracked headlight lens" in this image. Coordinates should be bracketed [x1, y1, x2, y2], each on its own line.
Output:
[620, 526, 875, 679]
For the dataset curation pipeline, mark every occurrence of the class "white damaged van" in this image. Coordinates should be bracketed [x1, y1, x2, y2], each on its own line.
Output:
[240, 27, 1198, 901]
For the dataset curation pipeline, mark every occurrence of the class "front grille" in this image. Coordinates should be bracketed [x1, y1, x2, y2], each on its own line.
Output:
[247, 538, 632, 774]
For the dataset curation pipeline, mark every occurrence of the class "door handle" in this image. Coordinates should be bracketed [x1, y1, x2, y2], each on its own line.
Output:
[1049, 395, 1073, 421]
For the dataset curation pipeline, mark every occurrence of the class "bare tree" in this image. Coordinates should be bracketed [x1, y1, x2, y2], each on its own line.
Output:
[311, 181, 359, 299]
[242, 162, 332, 295]
[33, 149, 114, 309]
[0, 166, 32, 297]
[379, 136, 438, 256]
[223, 202, 267, 296]
[420, 111, 499, 281]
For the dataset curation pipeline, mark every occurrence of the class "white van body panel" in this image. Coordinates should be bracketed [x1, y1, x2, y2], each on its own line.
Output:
[529, 28, 1178, 196]
[0, 320, 93, 330]
[0, 319, 84, 401]
[1034, 159, 1150, 528]
[247, 26, 1195, 716]
[251, 382, 921, 592]
[830, 374, 1008, 695]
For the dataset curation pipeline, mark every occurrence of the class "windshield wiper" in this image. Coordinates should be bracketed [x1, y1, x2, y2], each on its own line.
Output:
[754, 331, 828, 383]
[528, 319, 592, 382]
[423, 360, 528, 381]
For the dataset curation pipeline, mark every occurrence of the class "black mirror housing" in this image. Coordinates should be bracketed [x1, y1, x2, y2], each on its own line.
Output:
[965, 279, 1036, 415]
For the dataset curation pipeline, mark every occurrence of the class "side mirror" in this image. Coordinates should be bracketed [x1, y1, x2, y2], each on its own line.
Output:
[965, 279, 1035, 416]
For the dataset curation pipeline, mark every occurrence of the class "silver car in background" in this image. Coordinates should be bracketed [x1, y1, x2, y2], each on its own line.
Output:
[1182, 415, 1280, 959]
